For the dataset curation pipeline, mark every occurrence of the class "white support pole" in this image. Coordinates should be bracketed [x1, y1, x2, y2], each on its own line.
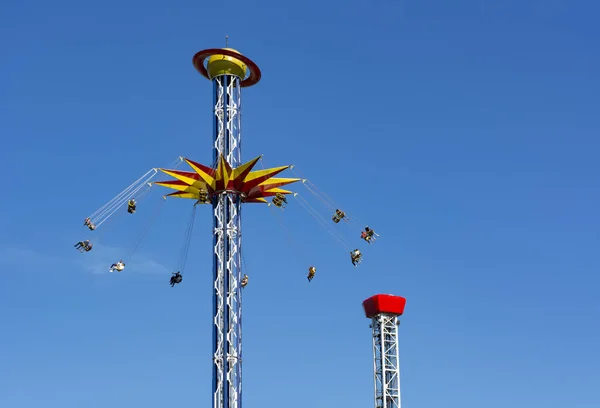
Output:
[371, 314, 401, 408]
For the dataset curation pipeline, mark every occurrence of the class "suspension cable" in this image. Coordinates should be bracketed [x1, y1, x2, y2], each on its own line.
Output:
[95, 173, 156, 228]
[267, 204, 309, 267]
[87, 156, 185, 230]
[241, 249, 250, 278]
[261, 156, 351, 258]
[290, 167, 339, 211]
[294, 194, 352, 252]
[90, 168, 157, 222]
[125, 197, 165, 260]
[291, 166, 372, 233]
[176, 205, 197, 273]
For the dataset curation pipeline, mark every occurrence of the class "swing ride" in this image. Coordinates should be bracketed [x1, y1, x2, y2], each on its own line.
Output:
[73, 45, 381, 408]
[75, 156, 380, 277]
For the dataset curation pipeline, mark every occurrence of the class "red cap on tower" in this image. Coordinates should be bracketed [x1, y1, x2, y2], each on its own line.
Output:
[362, 294, 406, 319]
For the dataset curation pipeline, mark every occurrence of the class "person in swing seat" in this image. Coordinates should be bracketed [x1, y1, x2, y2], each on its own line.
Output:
[350, 249, 362, 266]
[198, 189, 209, 203]
[84, 218, 96, 230]
[365, 226, 378, 240]
[127, 199, 136, 214]
[74, 240, 91, 252]
[272, 194, 286, 208]
[307, 266, 316, 282]
[109, 260, 125, 273]
[332, 209, 346, 223]
[170, 271, 183, 287]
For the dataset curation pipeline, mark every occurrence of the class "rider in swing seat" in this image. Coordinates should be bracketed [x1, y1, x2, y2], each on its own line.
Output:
[365, 226, 378, 240]
[74, 240, 91, 252]
[332, 209, 346, 223]
[170, 271, 183, 287]
[84, 218, 96, 231]
[127, 199, 136, 214]
[198, 189, 209, 203]
[109, 260, 126, 273]
[350, 249, 362, 266]
[272, 193, 287, 208]
[307, 266, 316, 282]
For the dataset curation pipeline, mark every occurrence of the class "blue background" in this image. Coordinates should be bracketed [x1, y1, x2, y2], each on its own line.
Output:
[1, 1, 598, 407]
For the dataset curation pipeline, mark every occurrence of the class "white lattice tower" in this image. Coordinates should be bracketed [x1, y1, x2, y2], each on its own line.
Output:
[191, 47, 261, 408]
[363, 294, 407, 408]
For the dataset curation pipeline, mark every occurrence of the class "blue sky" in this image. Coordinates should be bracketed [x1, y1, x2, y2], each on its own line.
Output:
[1, 0, 599, 407]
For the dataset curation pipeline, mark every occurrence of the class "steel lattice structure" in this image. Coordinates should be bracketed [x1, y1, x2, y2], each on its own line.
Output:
[363, 294, 407, 408]
[211, 70, 243, 408]
[153, 47, 300, 408]
[371, 314, 401, 408]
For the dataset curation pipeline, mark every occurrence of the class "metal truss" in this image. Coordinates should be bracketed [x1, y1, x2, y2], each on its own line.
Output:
[371, 314, 402, 408]
[212, 75, 243, 408]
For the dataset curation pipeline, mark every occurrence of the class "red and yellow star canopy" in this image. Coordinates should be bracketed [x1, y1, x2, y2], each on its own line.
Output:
[153, 155, 301, 203]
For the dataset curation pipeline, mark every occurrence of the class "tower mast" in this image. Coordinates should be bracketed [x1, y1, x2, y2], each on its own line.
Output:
[192, 47, 262, 408]
[363, 294, 407, 408]
[135, 44, 299, 408]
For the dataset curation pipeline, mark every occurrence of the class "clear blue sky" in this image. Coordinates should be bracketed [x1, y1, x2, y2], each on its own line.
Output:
[1, 0, 598, 407]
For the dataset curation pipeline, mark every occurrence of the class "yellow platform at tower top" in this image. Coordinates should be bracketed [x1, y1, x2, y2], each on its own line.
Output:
[206, 48, 247, 79]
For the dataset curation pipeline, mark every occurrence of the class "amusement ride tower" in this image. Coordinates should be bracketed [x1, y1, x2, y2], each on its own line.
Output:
[153, 47, 300, 408]
[363, 294, 407, 408]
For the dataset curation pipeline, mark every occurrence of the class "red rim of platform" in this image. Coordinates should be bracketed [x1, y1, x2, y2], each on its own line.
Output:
[192, 48, 262, 88]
